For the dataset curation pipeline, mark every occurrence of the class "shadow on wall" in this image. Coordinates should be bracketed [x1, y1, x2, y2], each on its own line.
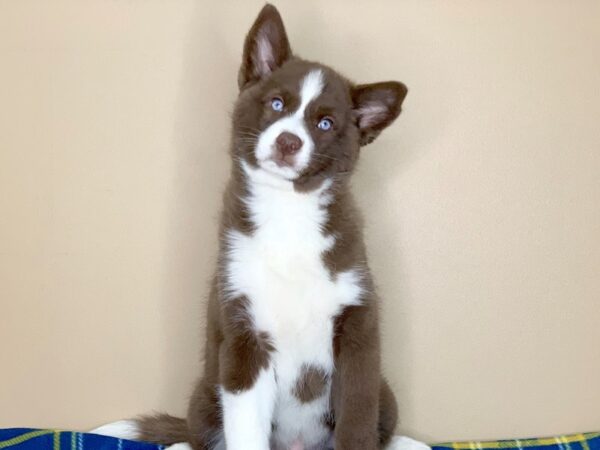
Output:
[156, 4, 235, 413]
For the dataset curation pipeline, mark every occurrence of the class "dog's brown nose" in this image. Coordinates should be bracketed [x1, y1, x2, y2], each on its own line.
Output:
[276, 132, 303, 156]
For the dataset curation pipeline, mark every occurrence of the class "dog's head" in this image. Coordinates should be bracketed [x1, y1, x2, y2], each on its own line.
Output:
[232, 4, 407, 191]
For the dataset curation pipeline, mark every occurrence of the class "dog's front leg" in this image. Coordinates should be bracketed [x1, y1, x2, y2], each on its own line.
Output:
[219, 296, 276, 450]
[333, 304, 381, 450]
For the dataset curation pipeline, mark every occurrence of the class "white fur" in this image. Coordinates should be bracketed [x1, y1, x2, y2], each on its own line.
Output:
[386, 436, 432, 450]
[221, 367, 276, 450]
[255, 70, 324, 180]
[165, 444, 193, 450]
[222, 163, 363, 449]
[89, 420, 139, 440]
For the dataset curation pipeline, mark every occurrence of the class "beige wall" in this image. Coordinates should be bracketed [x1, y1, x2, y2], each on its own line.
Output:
[1, 0, 599, 442]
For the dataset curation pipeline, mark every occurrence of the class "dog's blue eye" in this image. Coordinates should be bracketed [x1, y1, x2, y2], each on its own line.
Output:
[317, 117, 333, 131]
[271, 98, 284, 112]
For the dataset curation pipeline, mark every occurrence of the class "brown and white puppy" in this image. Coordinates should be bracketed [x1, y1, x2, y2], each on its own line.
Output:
[92, 4, 429, 450]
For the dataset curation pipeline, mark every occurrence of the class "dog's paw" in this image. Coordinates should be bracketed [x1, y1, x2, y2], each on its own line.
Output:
[386, 436, 431, 450]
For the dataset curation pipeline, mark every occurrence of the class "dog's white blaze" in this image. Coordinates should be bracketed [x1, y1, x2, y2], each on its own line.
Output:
[222, 162, 363, 449]
[255, 69, 324, 179]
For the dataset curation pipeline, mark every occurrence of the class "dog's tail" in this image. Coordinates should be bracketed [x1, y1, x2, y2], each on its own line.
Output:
[91, 413, 188, 446]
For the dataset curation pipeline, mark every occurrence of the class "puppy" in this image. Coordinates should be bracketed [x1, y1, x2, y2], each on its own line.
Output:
[93, 4, 429, 450]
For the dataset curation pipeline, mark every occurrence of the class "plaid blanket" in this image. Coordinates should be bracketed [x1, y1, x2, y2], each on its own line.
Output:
[435, 433, 600, 450]
[0, 428, 598, 450]
[0, 429, 162, 450]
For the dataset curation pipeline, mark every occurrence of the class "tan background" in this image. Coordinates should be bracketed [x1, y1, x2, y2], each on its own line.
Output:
[1, 0, 599, 442]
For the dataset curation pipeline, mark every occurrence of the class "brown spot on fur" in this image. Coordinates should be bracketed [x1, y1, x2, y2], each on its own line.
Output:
[220, 296, 275, 392]
[293, 364, 329, 403]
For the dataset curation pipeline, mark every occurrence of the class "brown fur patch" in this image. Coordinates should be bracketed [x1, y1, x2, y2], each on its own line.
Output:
[330, 297, 383, 450]
[135, 413, 188, 445]
[377, 379, 399, 447]
[293, 364, 330, 403]
[187, 380, 223, 449]
[324, 378, 398, 449]
[321, 188, 366, 276]
[219, 296, 275, 392]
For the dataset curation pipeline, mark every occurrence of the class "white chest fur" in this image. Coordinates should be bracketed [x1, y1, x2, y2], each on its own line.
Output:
[223, 165, 363, 448]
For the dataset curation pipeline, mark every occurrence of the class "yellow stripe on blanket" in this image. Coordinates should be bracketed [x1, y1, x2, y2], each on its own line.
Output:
[438, 433, 600, 449]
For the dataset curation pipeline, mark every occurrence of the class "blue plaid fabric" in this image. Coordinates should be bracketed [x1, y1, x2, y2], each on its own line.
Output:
[0, 429, 162, 450]
[433, 432, 600, 450]
[1, 428, 599, 450]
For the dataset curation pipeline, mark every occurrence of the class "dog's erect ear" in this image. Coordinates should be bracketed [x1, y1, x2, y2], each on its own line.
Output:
[352, 81, 408, 146]
[238, 4, 292, 90]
